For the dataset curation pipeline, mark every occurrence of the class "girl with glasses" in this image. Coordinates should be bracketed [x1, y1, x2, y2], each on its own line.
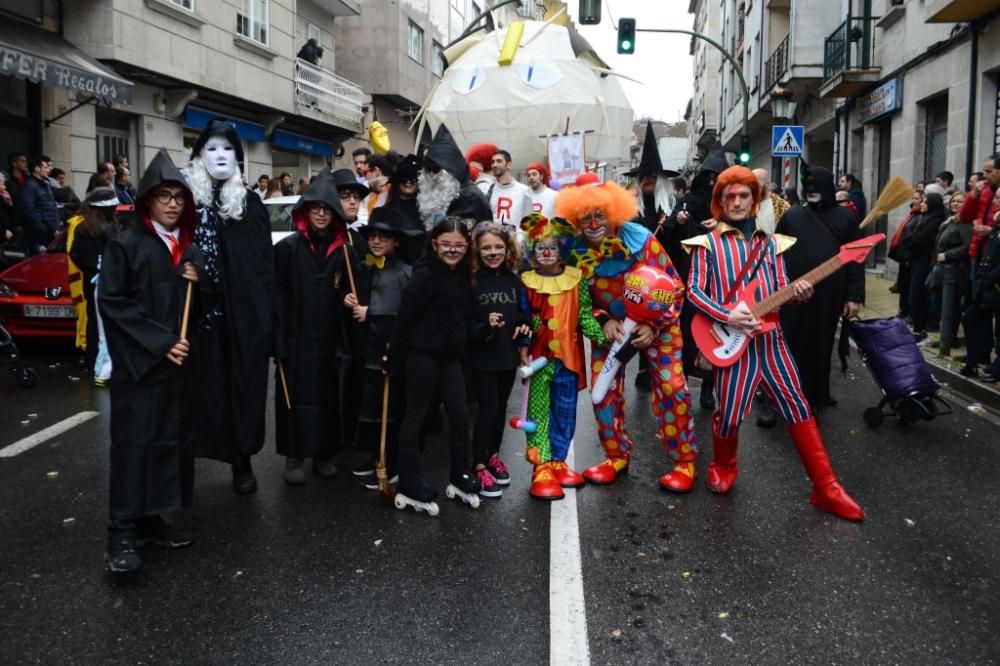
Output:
[387, 217, 480, 514]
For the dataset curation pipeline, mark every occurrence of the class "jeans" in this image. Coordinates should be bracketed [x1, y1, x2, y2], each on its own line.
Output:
[937, 265, 963, 353]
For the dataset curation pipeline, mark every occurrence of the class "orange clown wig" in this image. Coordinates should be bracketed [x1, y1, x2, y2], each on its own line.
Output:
[710, 165, 761, 221]
[555, 178, 638, 230]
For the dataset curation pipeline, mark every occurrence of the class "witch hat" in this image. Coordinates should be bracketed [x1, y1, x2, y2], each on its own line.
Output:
[699, 141, 730, 175]
[625, 121, 679, 178]
[424, 124, 470, 184]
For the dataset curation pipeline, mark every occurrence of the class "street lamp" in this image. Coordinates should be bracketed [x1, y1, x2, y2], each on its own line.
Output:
[770, 87, 797, 122]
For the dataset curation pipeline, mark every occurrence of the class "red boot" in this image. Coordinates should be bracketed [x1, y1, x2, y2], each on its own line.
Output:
[582, 457, 629, 485]
[530, 463, 565, 500]
[706, 430, 739, 494]
[658, 462, 695, 493]
[788, 418, 865, 522]
[550, 461, 585, 488]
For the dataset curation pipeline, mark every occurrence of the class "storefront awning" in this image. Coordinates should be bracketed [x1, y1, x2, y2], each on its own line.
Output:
[184, 106, 266, 143]
[272, 130, 332, 157]
[0, 20, 133, 105]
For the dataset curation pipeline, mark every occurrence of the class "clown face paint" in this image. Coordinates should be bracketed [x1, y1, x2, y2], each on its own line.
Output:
[200, 137, 238, 181]
[478, 232, 507, 270]
[534, 237, 560, 272]
[581, 209, 609, 247]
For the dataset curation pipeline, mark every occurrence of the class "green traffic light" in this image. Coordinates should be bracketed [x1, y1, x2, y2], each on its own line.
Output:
[621, 40, 632, 50]
[739, 152, 751, 164]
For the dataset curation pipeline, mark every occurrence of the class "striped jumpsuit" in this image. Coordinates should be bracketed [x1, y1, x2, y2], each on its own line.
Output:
[685, 224, 812, 437]
[573, 223, 697, 465]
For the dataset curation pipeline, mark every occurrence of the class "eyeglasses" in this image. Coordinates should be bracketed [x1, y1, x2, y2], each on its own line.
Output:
[436, 241, 468, 252]
[534, 243, 559, 254]
[307, 203, 334, 214]
[399, 178, 418, 186]
[338, 191, 363, 202]
[153, 190, 186, 205]
[368, 231, 396, 241]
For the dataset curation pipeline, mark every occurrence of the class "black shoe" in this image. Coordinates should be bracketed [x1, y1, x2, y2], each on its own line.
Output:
[363, 471, 399, 490]
[699, 384, 716, 410]
[136, 516, 194, 549]
[981, 373, 999, 384]
[634, 372, 652, 392]
[397, 474, 438, 502]
[449, 470, 481, 495]
[756, 407, 778, 429]
[353, 453, 376, 477]
[312, 458, 337, 478]
[960, 365, 980, 378]
[106, 533, 143, 575]
[232, 457, 258, 494]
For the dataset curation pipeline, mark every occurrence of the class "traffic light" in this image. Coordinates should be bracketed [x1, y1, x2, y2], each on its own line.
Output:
[738, 135, 751, 165]
[579, 0, 601, 25]
[617, 18, 636, 54]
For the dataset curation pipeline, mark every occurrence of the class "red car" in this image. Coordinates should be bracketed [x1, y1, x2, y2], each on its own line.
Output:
[0, 235, 76, 339]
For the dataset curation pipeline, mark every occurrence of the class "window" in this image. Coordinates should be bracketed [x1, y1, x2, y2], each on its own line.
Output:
[432, 41, 445, 78]
[923, 95, 948, 180]
[237, 0, 269, 45]
[305, 21, 320, 44]
[407, 20, 424, 64]
[169, 0, 193, 9]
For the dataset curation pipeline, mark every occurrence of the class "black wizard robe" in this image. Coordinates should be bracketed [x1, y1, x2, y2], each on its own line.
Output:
[99, 149, 203, 521]
[777, 167, 865, 410]
[184, 191, 274, 463]
[273, 227, 350, 459]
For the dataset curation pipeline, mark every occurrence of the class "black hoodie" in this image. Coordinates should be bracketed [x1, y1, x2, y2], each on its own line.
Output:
[424, 124, 491, 222]
[907, 192, 947, 261]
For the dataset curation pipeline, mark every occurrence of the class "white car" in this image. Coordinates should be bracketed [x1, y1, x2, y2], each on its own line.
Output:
[262, 195, 300, 245]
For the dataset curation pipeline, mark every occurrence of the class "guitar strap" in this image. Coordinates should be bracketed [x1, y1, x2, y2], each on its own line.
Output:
[722, 234, 769, 304]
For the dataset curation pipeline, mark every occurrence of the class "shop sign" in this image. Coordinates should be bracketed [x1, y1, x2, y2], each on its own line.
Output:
[859, 79, 902, 124]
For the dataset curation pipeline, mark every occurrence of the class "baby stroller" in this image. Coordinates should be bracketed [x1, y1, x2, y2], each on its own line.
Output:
[0, 318, 37, 388]
[849, 317, 952, 427]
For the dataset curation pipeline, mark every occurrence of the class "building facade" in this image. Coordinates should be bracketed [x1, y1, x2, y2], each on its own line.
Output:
[686, 0, 723, 167]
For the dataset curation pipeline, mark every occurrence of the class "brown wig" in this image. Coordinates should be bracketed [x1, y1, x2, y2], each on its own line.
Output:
[471, 222, 520, 274]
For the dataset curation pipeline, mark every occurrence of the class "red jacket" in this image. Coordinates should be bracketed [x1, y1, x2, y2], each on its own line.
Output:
[959, 183, 996, 260]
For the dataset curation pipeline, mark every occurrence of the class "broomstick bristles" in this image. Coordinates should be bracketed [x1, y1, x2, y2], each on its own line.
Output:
[860, 175, 914, 230]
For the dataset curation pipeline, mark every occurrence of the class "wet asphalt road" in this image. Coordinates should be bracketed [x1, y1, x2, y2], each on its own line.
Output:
[1, 340, 999, 665]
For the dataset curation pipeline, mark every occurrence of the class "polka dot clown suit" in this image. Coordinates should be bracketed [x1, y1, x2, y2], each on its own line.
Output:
[557, 178, 698, 492]
[518, 214, 606, 500]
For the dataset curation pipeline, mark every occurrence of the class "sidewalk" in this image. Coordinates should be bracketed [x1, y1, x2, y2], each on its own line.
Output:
[860, 272, 1000, 411]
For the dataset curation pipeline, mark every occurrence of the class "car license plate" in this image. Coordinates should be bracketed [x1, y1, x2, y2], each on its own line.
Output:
[23, 304, 75, 318]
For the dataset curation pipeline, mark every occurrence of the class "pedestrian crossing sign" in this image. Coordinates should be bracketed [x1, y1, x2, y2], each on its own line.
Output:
[772, 125, 804, 157]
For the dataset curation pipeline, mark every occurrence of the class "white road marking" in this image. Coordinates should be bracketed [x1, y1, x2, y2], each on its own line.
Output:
[550, 444, 590, 666]
[0, 411, 100, 458]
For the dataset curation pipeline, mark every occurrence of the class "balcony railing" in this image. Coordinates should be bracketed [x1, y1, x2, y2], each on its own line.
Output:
[764, 34, 789, 92]
[294, 58, 364, 127]
[823, 16, 877, 81]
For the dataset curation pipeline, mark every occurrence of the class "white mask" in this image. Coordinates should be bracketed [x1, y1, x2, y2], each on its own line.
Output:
[199, 136, 238, 181]
[806, 193, 822, 204]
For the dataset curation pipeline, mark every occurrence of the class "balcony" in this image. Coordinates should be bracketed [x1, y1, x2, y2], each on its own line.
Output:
[925, 0, 1000, 22]
[311, 0, 360, 16]
[764, 35, 789, 94]
[819, 16, 880, 99]
[294, 58, 364, 130]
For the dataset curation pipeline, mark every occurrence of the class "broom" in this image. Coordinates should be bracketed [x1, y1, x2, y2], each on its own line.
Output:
[376, 375, 395, 499]
[859, 176, 915, 230]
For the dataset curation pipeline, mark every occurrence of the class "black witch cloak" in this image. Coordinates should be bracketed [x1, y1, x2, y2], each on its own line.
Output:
[183, 178, 274, 463]
[777, 166, 864, 410]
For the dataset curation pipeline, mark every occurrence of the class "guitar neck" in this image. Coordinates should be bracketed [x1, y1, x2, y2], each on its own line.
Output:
[749, 256, 844, 318]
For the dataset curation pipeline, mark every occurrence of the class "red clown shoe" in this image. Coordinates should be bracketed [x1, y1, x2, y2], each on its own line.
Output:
[582, 457, 629, 485]
[658, 463, 695, 493]
[530, 463, 565, 500]
[550, 461, 585, 488]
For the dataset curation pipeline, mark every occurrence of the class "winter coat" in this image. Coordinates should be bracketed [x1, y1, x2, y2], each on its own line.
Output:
[847, 185, 867, 220]
[905, 194, 947, 262]
[19, 175, 60, 247]
[933, 215, 973, 266]
[387, 252, 471, 373]
[959, 183, 997, 261]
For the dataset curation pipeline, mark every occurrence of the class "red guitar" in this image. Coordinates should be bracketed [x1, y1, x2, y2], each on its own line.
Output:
[692, 233, 885, 368]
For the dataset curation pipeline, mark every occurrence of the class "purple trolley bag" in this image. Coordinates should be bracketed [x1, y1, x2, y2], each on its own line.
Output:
[848, 317, 952, 427]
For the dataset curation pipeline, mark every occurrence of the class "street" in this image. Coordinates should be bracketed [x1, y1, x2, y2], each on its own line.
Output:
[1, 340, 998, 665]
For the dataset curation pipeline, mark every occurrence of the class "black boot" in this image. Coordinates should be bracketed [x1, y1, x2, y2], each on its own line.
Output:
[755, 403, 777, 428]
[231, 456, 258, 494]
[699, 379, 715, 410]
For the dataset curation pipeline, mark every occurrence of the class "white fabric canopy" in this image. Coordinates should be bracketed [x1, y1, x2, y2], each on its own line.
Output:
[422, 21, 634, 166]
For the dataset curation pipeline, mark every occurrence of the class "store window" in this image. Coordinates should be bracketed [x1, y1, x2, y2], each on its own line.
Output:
[923, 94, 948, 181]
[169, 0, 193, 9]
[237, 0, 269, 45]
[408, 20, 424, 64]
